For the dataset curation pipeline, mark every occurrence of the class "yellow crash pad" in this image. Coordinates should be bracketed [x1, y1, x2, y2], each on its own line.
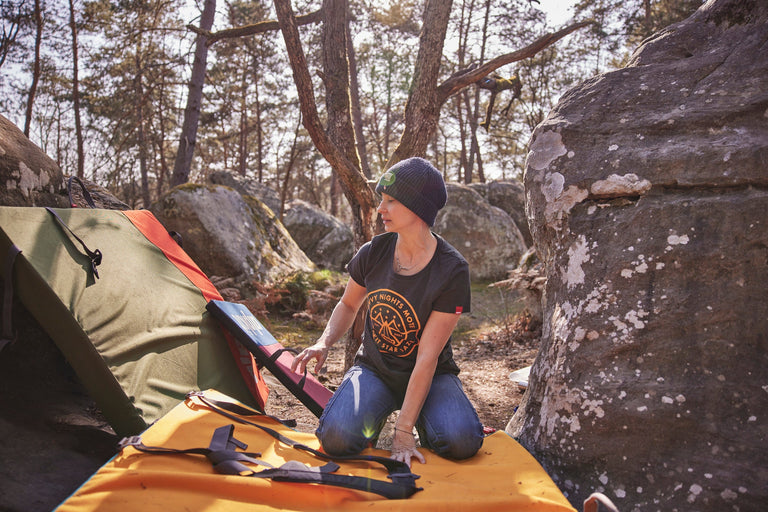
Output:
[57, 390, 576, 512]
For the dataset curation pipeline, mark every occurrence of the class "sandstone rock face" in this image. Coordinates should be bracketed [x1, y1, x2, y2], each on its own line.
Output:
[0, 114, 64, 207]
[434, 183, 527, 281]
[208, 171, 282, 214]
[282, 199, 354, 271]
[469, 180, 533, 247]
[66, 176, 130, 210]
[507, 1, 768, 510]
[150, 184, 315, 287]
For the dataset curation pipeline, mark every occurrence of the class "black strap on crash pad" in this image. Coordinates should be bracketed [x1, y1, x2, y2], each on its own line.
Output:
[67, 176, 97, 208]
[44, 207, 102, 279]
[0, 244, 21, 351]
[187, 391, 419, 483]
[266, 347, 309, 390]
[120, 423, 421, 499]
[185, 391, 297, 428]
[248, 460, 420, 499]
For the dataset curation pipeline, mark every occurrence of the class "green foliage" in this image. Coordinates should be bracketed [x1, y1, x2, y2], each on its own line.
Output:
[306, 269, 345, 291]
[270, 269, 346, 315]
[277, 271, 313, 312]
[0, 0, 35, 68]
[623, 0, 704, 47]
[569, 0, 704, 69]
[354, 0, 419, 171]
[197, 0, 296, 185]
[370, 0, 420, 36]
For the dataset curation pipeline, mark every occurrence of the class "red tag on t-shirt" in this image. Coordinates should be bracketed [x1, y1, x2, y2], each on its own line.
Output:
[455, 306, 463, 315]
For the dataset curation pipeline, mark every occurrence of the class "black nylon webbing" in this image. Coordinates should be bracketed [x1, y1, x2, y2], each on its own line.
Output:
[0, 245, 21, 351]
[44, 208, 102, 279]
[188, 392, 417, 479]
[266, 347, 308, 389]
[67, 176, 97, 208]
[185, 393, 297, 428]
[121, 423, 421, 499]
[249, 462, 419, 499]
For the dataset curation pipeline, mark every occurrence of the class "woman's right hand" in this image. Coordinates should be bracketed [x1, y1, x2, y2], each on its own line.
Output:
[290, 342, 329, 375]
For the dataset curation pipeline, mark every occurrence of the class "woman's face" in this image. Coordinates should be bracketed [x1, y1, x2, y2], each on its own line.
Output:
[377, 193, 422, 232]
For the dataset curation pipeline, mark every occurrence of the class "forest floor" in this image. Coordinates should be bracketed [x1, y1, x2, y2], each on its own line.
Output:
[0, 282, 540, 511]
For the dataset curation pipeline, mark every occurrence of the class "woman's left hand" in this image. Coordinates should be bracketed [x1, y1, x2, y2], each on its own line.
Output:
[390, 429, 426, 468]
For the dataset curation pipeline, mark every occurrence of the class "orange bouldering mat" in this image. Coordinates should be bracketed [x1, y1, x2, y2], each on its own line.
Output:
[56, 390, 576, 512]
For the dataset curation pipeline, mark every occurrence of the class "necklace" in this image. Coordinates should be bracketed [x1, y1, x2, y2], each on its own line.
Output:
[394, 252, 415, 273]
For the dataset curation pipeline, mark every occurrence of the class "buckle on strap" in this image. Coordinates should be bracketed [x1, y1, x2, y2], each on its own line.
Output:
[118, 435, 143, 450]
[388, 471, 421, 486]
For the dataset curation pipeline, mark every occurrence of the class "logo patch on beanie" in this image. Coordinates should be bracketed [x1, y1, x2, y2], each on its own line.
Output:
[379, 171, 396, 187]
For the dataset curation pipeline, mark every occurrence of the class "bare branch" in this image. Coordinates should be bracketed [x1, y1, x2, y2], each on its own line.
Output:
[437, 20, 595, 103]
[187, 8, 323, 46]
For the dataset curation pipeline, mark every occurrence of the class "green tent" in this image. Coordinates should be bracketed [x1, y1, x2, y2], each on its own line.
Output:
[0, 207, 268, 436]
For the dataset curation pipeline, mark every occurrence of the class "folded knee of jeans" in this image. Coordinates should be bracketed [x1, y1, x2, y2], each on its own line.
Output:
[317, 427, 369, 457]
[430, 433, 483, 460]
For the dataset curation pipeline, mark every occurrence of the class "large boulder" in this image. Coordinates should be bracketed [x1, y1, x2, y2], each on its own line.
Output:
[508, 1, 768, 510]
[282, 199, 354, 271]
[150, 184, 315, 287]
[66, 176, 130, 210]
[435, 183, 527, 281]
[469, 180, 533, 247]
[0, 114, 63, 207]
[208, 170, 282, 214]
[0, 115, 129, 210]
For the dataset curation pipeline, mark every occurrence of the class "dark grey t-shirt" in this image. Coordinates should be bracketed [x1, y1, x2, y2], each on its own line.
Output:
[347, 232, 471, 396]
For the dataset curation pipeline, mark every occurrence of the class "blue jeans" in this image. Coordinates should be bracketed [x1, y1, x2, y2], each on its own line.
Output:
[316, 365, 484, 460]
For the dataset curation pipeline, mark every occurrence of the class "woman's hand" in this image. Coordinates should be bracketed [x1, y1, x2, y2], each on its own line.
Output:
[390, 427, 426, 468]
[290, 278, 366, 376]
[290, 342, 329, 375]
[393, 311, 460, 467]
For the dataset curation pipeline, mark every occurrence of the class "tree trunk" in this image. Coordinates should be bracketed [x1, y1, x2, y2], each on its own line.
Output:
[465, 0, 491, 184]
[386, 0, 453, 167]
[346, 13, 371, 179]
[455, 93, 468, 182]
[171, 0, 216, 187]
[275, 0, 377, 369]
[0, 8, 24, 68]
[155, 72, 170, 197]
[278, 114, 302, 219]
[383, 60, 393, 160]
[273, 0, 375, 248]
[330, 172, 339, 217]
[24, 0, 42, 138]
[238, 68, 248, 176]
[455, 0, 473, 183]
[463, 89, 482, 182]
[389, 18, 594, 165]
[322, 0, 359, 171]
[134, 54, 150, 208]
[68, 0, 84, 178]
[643, 0, 653, 35]
[250, 60, 265, 183]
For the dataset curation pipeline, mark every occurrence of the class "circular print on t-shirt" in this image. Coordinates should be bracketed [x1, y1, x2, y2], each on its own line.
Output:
[367, 289, 421, 357]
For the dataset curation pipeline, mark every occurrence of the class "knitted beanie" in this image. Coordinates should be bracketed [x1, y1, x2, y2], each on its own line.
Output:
[375, 157, 447, 227]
